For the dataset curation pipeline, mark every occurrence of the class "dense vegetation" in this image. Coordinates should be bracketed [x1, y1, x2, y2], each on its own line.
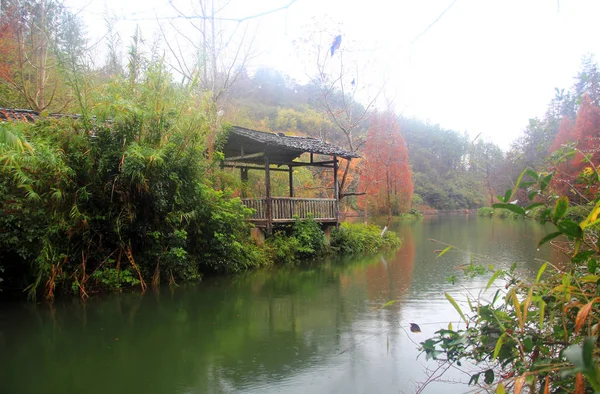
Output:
[0, 68, 270, 299]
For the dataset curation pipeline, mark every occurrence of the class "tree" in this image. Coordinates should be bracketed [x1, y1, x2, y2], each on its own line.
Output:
[549, 94, 600, 200]
[358, 112, 412, 224]
[160, 0, 258, 159]
[293, 21, 382, 201]
[468, 140, 505, 205]
[0, 0, 86, 111]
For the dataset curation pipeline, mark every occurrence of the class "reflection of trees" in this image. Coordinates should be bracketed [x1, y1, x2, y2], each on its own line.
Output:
[363, 227, 415, 303]
[0, 256, 395, 394]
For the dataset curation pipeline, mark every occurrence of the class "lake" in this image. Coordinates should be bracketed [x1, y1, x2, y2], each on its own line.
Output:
[0, 215, 560, 393]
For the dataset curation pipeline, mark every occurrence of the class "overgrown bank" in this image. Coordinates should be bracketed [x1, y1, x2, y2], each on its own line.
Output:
[266, 221, 401, 265]
[0, 115, 400, 300]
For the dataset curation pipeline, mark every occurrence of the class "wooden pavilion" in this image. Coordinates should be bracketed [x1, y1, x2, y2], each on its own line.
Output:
[222, 126, 359, 234]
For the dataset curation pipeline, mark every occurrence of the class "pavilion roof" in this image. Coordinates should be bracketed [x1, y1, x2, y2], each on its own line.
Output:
[223, 126, 359, 165]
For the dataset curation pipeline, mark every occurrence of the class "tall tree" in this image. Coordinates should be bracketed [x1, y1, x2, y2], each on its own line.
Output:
[468, 140, 505, 205]
[549, 94, 600, 200]
[358, 112, 412, 224]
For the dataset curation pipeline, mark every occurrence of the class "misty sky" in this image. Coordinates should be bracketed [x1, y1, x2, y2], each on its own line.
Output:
[65, 0, 600, 150]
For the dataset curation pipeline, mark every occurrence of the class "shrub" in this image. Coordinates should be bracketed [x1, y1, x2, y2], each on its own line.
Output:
[265, 218, 325, 264]
[476, 207, 494, 217]
[330, 223, 401, 254]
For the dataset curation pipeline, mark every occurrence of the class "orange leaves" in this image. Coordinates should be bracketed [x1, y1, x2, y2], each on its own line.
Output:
[549, 95, 600, 200]
[358, 112, 413, 215]
[574, 297, 600, 335]
[0, 5, 19, 82]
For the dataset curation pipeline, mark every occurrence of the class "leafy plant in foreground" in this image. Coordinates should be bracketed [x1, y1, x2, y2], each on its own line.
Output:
[421, 164, 600, 393]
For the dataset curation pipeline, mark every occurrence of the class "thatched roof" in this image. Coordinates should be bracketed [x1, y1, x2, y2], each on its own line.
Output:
[0, 108, 80, 123]
[1, 108, 40, 122]
[223, 126, 359, 165]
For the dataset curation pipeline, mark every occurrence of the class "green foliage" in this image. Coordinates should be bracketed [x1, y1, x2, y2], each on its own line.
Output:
[266, 218, 325, 264]
[0, 62, 268, 299]
[266, 220, 402, 265]
[477, 207, 494, 217]
[91, 267, 140, 291]
[400, 119, 504, 210]
[330, 223, 401, 254]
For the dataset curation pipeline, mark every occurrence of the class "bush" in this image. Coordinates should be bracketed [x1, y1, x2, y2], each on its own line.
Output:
[266, 218, 325, 264]
[330, 223, 401, 254]
[476, 207, 494, 217]
[477, 206, 522, 219]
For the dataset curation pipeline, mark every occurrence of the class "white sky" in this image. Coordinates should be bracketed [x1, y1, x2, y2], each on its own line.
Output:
[65, 0, 600, 150]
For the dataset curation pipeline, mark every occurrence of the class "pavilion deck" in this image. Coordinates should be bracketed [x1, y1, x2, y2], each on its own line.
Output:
[241, 197, 337, 226]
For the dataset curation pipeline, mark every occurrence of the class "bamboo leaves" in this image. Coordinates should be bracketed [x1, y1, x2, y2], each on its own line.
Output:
[445, 292, 468, 326]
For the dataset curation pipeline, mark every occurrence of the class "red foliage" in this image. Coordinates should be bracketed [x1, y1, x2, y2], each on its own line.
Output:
[549, 95, 600, 199]
[358, 112, 413, 215]
[549, 116, 574, 153]
[0, 5, 19, 83]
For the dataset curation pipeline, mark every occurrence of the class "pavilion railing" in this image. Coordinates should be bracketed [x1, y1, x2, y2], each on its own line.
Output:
[241, 197, 337, 222]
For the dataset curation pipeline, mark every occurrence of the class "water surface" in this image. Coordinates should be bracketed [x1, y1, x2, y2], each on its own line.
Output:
[0, 215, 560, 393]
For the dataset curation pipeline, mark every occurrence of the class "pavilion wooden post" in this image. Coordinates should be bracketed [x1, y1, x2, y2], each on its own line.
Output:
[288, 165, 294, 197]
[240, 167, 249, 198]
[333, 155, 339, 228]
[264, 152, 273, 235]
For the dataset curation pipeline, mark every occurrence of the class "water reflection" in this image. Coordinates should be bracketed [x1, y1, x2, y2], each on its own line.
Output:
[0, 216, 559, 394]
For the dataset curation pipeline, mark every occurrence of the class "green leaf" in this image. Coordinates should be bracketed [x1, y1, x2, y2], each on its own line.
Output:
[525, 168, 539, 181]
[492, 203, 526, 216]
[484, 369, 494, 384]
[540, 173, 553, 192]
[492, 289, 501, 305]
[436, 245, 452, 258]
[513, 169, 528, 193]
[557, 220, 584, 239]
[588, 258, 598, 274]
[468, 373, 480, 386]
[572, 250, 596, 263]
[377, 300, 397, 309]
[493, 332, 506, 359]
[486, 270, 503, 290]
[539, 300, 546, 329]
[445, 292, 468, 326]
[583, 336, 595, 370]
[528, 190, 539, 200]
[536, 262, 548, 284]
[502, 189, 512, 203]
[538, 232, 562, 248]
[553, 196, 569, 223]
[496, 383, 506, 394]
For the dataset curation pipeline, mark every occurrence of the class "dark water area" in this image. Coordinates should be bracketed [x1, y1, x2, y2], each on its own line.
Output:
[0, 215, 561, 393]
